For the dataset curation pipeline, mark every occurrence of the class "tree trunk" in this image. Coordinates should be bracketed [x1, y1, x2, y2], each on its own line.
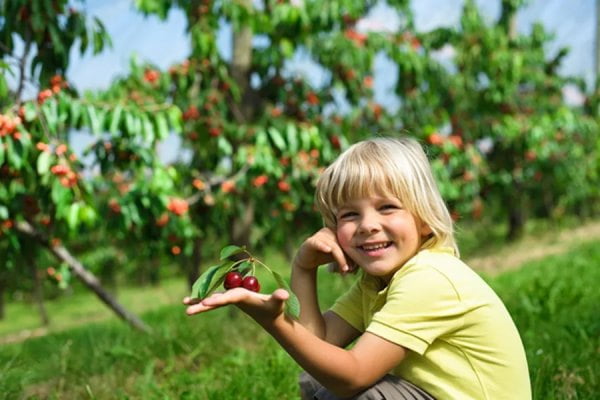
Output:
[507, 206, 524, 241]
[230, 198, 255, 248]
[25, 249, 50, 326]
[231, 0, 256, 122]
[0, 273, 5, 320]
[500, 0, 518, 40]
[187, 236, 203, 290]
[506, 184, 525, 241]
[16, 221, 152, 333]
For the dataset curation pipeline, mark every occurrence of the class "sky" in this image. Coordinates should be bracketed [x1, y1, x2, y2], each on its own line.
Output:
[56, 0, 595, 163]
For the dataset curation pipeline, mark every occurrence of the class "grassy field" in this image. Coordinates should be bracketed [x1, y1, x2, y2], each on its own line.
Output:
[1, 238, 599, 399]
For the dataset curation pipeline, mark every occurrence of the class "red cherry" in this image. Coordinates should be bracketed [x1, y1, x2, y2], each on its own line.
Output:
[242, 276, 260, 292]
[224, 271, 243, 290]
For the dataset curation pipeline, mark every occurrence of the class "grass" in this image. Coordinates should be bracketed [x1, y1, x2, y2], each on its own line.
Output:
[0, 238, 599, 399]
[489, 242, 600, 400]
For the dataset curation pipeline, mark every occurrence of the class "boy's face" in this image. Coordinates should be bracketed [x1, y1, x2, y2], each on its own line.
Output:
[335, 195, 431, 282]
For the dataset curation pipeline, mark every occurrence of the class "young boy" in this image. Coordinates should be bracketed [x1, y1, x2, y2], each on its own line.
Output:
[184, 136, 531, 399]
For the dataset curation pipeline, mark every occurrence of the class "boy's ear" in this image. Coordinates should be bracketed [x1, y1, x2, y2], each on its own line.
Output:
[420, 221, 433, 237]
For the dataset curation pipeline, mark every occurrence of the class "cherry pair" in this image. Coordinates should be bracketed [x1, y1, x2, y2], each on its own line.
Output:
[223, 271, 260, 292]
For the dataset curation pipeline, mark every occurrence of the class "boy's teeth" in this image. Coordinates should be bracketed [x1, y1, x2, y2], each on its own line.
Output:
[362, 243, 388, 251]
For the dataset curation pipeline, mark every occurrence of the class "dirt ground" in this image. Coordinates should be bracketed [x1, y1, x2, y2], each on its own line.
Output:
[467, 219, 600, 275]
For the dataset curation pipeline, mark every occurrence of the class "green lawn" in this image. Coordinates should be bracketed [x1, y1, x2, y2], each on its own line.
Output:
[1, 241, 598, 399]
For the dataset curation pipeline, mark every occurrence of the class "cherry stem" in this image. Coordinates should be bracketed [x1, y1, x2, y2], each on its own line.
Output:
[253, 257, 272, 273]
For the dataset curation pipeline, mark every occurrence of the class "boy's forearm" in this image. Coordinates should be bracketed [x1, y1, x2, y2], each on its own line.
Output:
[290, 263, 326, 338]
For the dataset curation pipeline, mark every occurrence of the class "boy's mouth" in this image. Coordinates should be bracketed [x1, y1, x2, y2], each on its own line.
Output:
[359, 242, 393, 252]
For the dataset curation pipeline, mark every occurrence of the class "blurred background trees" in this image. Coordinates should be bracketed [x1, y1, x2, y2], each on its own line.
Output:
[0, 0, 598, 328]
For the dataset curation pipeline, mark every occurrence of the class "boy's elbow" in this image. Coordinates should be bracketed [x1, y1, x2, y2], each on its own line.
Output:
[329, 377, 371, 398]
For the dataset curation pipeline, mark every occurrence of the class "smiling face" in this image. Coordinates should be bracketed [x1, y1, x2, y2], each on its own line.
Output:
[335, 195, 432, 281]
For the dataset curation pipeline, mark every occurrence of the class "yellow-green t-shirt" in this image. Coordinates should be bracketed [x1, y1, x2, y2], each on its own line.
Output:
[330, 247, 531, 400]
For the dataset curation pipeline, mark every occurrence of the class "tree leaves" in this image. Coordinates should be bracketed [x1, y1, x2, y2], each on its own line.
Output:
[36, 151, 51, 175]
[190, 261, 235, 299]
[220, 245, 245, 260]
[270, 270, 300, 319]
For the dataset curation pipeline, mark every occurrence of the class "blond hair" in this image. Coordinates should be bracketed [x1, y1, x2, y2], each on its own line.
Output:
[315, 136, 458, 255]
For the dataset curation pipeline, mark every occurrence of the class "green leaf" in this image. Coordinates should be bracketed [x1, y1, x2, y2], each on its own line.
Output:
[0, 74, 8, 99]
[36, 151, 52, 175]
[220, 245, 245, 260]
[286, 124, 299, 153]
[155, 112, 169, 139]
[271, 270, 300, 319]
[79, 204, 97, 226]
[24, 102, 37, 122]
[234, 259, 253, 276]
[109, 105, 123, 135]
[280, 38, 294, 58]
[268, 127, 286, 151]
[141, 113, 155, 143]
[217, 136, 233, 155]
[42, 99, 59, 133]
[167, 106, 182, 133]
[67, 202, 81, 230]
[190, 261, 234, 299]
[87, 105, 102, 135]
[69, 100, 82, 127]
[205, 260, 239, 296]
[6, 136, 22, 169]
[0, 205, 8, 220]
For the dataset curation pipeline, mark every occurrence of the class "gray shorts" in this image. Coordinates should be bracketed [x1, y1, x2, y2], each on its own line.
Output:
[299, 372, 435, 400]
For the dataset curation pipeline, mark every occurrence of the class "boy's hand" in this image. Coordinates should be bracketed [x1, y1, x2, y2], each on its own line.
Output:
[293, 228, 355, 274]
[183, 288, 289, 325]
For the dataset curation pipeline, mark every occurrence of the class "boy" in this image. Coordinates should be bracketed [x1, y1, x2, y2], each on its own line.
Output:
[185, 137, 531, 399]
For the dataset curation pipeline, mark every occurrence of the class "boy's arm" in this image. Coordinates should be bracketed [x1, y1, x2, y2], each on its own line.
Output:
[292, 228, 358, 344]
[185, 288, 406, 398]
[267, 313, 406, 397]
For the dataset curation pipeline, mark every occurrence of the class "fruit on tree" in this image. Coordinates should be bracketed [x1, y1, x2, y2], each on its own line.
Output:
[182, 105, 200, 121]
[224, 271, 243, 290]
[208, 126, 221, 137]
[221, 180, 236, 193]
[252, 175, 268, 187]
[242, 276, 260, 292]
[167, 198, 189, 216]
[37, 89, 53, 104]
[144, 69, 160, 83]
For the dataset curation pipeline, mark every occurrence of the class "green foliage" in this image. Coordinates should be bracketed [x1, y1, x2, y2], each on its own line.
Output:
[0, 0, 110, 84]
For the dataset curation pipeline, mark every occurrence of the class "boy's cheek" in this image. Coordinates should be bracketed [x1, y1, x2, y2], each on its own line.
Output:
[335, 228, 352, 252]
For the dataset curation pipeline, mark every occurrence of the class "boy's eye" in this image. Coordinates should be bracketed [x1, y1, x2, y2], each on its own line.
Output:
[339, 211, 357, 219]
[380, 204, 400, 211]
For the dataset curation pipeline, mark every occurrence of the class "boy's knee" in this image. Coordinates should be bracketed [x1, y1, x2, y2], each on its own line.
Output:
[298, 371, 321, 400]
[298, 372, 435, 400]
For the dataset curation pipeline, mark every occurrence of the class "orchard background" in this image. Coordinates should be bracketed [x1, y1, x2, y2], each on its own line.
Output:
[0, 0, 599, 398]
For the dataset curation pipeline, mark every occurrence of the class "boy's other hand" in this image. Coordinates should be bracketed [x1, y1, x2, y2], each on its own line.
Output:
[293, 228, 355, 274]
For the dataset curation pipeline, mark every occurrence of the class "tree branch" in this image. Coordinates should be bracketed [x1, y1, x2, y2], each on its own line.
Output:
[15, 221, 152, 333]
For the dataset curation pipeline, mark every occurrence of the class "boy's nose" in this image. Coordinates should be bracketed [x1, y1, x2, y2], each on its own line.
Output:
[357, 217, 381, 235]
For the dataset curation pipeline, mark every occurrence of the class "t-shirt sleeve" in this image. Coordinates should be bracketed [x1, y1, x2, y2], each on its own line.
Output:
[329, 278, 366, 332]
[367, 265, 467, 355]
